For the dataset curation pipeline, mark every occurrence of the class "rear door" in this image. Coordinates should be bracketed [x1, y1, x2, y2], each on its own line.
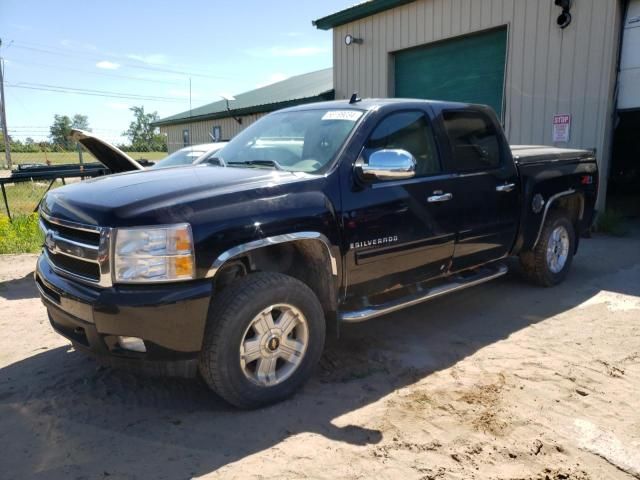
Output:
[439, 109, 520, 271]
[341, 109, 457, 298]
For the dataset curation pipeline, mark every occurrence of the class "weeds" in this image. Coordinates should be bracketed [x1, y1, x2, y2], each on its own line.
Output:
[595, 210, 629, 237]
[0, 214, 43, 254]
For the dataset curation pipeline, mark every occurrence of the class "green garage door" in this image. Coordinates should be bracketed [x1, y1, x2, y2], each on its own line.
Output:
[394, 28, 507, 117]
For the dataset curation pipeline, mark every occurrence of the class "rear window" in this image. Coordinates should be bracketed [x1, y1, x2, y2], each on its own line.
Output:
[443, 111, 501, 171]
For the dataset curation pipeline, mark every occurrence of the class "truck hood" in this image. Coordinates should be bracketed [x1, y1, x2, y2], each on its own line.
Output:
[41, 165, 305, 226]
[70, 129, 144, 173]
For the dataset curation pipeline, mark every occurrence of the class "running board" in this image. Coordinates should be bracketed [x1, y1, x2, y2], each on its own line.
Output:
[339, 264, 508, 323]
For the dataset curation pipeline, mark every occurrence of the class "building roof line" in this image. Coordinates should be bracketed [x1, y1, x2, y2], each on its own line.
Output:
[152, 90, 335, 127]
[312, 0, 416, 30]
[152, 68, 334, 127]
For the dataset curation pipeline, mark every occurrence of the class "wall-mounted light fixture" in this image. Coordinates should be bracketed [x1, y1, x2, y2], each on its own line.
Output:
[554, 0, 572, 29]
[344, 34, 363, 46]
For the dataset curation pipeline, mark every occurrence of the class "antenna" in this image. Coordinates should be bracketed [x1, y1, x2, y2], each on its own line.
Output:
[349, 92, 361, 104]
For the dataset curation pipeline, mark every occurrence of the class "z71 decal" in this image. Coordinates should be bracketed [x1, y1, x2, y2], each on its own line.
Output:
[350, 236, 399, 250]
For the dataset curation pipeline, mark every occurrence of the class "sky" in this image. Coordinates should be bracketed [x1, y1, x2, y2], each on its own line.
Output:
[0, 0, 352, 144]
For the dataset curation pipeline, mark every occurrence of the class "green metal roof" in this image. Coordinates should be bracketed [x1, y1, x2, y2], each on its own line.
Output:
[312, 0, 416, 30]
[153, 68, 334, 127]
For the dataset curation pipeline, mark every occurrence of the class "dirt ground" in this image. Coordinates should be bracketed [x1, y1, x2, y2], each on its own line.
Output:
[1, 226, 639, 480]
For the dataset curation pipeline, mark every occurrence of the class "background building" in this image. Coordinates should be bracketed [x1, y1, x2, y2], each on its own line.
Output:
[314, 0, 640, 210]
[153, 68, 334, 153]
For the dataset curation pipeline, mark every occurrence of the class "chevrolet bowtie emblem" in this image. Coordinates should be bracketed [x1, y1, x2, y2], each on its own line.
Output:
[45, 230, 56, 252]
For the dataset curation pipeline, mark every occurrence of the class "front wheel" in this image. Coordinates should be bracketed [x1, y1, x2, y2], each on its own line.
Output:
[199, 272, 326, 409]
[520, 210, 576, 287]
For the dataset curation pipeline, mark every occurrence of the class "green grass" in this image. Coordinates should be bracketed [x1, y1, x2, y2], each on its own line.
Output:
[595, 210, 629, 237]
[3, 151, 166, 168]
[0, 151, 165, 253]
[0, 214, 43, 254]
[2, 181, 58, 216]
[0, 182, 51, 253]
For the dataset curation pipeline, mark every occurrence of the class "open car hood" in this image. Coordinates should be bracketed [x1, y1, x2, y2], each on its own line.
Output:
[70, 129, 145, 173]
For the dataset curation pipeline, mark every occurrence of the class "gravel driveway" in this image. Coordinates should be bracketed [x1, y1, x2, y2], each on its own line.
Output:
[1, 226, 639, 479]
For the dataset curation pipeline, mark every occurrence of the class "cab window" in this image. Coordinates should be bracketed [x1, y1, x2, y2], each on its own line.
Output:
[442, 110, 501, 171]
[364, 111, 441, 176]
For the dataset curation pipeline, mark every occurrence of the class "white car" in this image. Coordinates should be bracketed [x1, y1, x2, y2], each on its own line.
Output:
[69, 131, 228, 173]
[151, 143, 228, 169]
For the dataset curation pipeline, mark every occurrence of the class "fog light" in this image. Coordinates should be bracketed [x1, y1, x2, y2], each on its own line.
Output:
[118, 336, 146, 353]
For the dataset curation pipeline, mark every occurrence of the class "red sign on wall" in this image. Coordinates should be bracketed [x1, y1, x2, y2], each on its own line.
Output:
[553, 114, 571, 142]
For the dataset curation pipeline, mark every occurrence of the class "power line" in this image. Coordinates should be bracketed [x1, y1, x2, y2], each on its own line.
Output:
[18, 81, 182, 100]
[3, 57, 188, 86]
[6, 82, 185, 103]
[8, 130, 124, 135]
[9, 41, 239, 80]
[9, 126, 123, 132]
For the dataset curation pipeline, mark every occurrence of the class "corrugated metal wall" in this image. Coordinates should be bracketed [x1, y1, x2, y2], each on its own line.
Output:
[618, 0, 640, 109]
[160, 113, 266, 152]
[332, 0, 622, 207]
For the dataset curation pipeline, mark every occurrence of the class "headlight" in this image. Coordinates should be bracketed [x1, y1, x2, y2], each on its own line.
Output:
[113, 224, 195, 283]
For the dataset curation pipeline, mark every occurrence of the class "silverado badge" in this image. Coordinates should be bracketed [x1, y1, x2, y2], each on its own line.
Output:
[350, 236, 399, 250]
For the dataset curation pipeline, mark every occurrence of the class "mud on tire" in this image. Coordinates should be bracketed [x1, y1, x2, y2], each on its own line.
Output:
[520, 210, 576, 287]
[198, 272, 326, 409]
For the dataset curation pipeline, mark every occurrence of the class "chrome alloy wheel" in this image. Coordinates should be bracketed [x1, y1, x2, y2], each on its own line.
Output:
[239, 304, 309, 387]
[546, 225, 570, 274]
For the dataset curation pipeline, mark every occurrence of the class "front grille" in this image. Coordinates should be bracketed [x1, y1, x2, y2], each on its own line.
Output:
[40, 215, 100, 245]
[48, 252, 101, 280]
[39, 211, 112, 287]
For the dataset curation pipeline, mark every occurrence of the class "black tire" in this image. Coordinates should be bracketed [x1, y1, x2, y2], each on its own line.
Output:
[199, 272, 326, 409]
[520, 210, 576, 287]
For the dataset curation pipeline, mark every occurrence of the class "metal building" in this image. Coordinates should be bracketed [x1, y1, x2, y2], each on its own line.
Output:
[313, 0, 637, 210]
[153, 68, 334, 153]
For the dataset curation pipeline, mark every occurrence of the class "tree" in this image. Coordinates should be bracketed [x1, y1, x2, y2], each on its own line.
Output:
[123, 106, 166, 152]
[49, 114, 91, 150]
[49, 115, 73, 149]
[72, 114, 91, 132]
[0, 132, 10, 146]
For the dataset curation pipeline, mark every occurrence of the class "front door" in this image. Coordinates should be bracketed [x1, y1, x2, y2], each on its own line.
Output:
[341, 109, 457, 299]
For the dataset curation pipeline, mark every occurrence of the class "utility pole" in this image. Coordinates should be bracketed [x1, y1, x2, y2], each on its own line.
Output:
[0, 39, 12, 169]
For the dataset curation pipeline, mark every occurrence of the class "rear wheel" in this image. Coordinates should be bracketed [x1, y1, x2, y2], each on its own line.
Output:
[199, 272, 325, 409]
[520, 210, 575, 287]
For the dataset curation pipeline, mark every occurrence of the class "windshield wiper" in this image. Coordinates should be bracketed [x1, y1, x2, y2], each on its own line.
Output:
[227, 160, 284, 171]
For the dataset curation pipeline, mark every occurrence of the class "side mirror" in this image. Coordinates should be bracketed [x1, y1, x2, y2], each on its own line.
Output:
[356, 149, 416, 181]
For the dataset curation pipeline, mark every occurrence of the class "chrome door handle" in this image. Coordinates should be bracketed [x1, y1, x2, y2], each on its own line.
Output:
[496, 183, 516, 192]
[427, 192, 453, 203]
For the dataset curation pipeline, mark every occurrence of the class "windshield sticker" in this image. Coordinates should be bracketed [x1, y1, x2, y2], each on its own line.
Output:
[322, 110, 363, 122]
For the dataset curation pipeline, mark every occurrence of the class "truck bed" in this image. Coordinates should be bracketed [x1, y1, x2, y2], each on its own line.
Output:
[510, 145, 595, 165]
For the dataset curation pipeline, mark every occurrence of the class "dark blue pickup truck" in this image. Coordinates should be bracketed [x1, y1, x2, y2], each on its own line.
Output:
[35, 99, 598, 408]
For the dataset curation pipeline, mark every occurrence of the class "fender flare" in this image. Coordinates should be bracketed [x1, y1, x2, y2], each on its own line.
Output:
[205, 232, 338, 279]
[532, 189, 583, 248]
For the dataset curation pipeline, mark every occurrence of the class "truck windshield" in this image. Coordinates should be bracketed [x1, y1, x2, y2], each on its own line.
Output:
[216, 109, 364, 173]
